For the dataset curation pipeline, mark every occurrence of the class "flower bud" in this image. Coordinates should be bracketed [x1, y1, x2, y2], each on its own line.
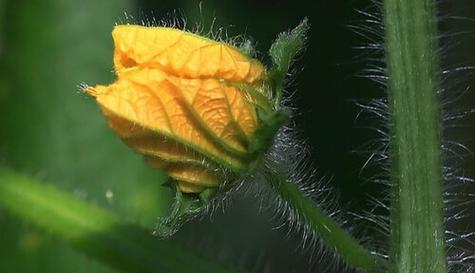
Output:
[85, 25, 277, 194]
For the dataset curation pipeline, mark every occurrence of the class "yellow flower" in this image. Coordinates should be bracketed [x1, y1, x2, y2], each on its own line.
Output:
[85, 25, 274, 193]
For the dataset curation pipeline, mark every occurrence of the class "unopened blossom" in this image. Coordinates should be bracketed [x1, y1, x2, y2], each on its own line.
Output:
[86, 25, 275, 194]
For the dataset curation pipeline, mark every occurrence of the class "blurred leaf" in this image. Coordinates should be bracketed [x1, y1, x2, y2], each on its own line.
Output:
[0, 166, 243, 273]
[0, 0, 173, 272]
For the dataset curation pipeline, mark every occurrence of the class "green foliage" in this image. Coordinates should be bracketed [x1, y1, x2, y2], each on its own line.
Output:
[269, 18, 309, 75]
[0, 1, 170, 272]
[264, 20, 385, 271]
[154, 189, 212, 238]
[0, 167, 242, 273]
[268, 18, 309, 107]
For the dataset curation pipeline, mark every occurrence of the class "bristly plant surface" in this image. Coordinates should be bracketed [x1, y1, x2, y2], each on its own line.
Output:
[383, 0, 447, 272]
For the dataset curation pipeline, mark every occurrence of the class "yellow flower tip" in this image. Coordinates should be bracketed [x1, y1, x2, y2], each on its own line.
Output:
[84, 84, 109, 98]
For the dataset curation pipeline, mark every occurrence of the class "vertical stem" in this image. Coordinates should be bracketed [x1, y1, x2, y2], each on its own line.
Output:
[383, 1, 447, 273]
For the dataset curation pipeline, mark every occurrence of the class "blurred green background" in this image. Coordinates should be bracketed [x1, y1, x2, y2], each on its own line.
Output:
[0, 0, 474, 273]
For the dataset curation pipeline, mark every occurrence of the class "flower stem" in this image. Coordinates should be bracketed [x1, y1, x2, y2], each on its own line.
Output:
[383, 0, 448, 272]
[267, 172, 385, 271]
[0, 167, 242, 273]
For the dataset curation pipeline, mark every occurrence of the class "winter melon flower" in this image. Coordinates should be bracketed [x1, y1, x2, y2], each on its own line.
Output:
[84, 21, 307, 236]
[85, 25, 280, 194]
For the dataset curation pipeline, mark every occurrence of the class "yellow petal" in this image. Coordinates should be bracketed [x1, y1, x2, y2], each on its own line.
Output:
[146, 157, 170, 169]
[112, 25, 265, 83]
[147, 156, 219, 191]
[146, 158, 218, 193]
[165, 163, 219, 187]
[86, 70, 247, 171]
[176, 181, 204, 193]
[170, 77, 257, 150]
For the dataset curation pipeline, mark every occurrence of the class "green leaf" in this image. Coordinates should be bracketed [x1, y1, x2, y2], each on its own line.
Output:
[0, 167, 243, 273]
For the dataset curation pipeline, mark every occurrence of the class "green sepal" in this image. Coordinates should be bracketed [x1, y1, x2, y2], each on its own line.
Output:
[160, 177, 173, 188]
[268, 18, 309, 107]
[153, 187, 217, 238]
[247, 109, 288, 162]
[269, 18, 309, 75]
[198, 187, 218, 203]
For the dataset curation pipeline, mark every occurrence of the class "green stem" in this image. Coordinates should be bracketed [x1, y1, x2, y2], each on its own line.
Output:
[383, 1, 447, 273]
[265, 18, 386, 271]
[268, 173, 386, 271]
[0, 167, 242, 273]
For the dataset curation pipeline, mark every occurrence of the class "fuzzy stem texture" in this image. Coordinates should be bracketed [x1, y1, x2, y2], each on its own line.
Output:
[268, 173, 385, 271]
[383, 0, 447, 273]
[0, 167, 242, 273]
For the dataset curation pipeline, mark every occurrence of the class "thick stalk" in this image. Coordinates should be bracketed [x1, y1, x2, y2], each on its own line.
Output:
[0, 167, 242, 273]
[383, 0, 447, 272]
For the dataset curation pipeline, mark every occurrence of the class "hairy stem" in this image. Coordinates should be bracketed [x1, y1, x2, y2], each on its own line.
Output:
[383, 0, 447, 272]
[268, 173, 385, 271]
[264, 17, 387, 272]
[0, 167, 242, 273]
